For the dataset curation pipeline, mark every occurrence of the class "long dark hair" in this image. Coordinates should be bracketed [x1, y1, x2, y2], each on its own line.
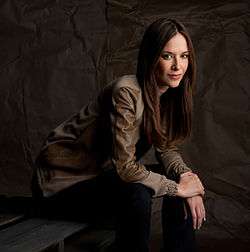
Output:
[136, 18, 196, 146]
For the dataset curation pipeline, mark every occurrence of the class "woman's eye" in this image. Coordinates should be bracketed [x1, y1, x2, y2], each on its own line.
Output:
[162, 54, 172, 60]
[181, 54, 189, 59]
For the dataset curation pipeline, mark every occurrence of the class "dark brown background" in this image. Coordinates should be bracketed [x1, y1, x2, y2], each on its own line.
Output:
[0, 0, 249, 250]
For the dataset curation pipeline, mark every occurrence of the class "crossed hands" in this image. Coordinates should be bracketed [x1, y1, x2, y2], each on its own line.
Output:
[176, 171, 206, 230]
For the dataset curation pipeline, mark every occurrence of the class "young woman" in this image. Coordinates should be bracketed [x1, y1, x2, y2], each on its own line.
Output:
[33, 18, 205, 252]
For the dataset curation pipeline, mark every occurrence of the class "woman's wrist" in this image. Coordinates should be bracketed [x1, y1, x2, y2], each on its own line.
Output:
[176, 183, 183, 197]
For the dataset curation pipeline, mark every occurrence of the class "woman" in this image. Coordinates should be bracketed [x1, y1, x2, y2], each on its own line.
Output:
[33, 18, 205, 252]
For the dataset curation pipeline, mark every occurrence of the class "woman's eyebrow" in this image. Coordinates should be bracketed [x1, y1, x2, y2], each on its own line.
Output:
[162, 50, 190, 54]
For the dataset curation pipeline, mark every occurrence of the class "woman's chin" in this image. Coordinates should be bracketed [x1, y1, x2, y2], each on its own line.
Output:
[168, 81, 181, 88]
[158, 80, 181, 93]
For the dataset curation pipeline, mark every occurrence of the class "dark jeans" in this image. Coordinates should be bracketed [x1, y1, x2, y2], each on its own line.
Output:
[33, 169, 196, 252]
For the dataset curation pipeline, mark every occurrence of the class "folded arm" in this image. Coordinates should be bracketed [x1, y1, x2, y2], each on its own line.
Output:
[155, 144, 192, 180]
[111, 87, 178, 197]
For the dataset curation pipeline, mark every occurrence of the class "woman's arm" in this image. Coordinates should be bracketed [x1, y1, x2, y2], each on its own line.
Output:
[111, 86, 204, 198]
[111, 86, 178, 197]
[155, 145, 205, 197]
[155, 144, 192, 180]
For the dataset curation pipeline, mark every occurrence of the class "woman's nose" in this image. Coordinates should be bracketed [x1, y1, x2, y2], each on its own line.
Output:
[171, 57, 180, 70]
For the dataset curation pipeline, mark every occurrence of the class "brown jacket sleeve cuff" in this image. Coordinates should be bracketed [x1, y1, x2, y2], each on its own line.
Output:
[134, 171, 178, 197]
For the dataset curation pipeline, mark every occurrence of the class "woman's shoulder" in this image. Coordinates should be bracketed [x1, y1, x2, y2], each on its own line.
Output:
[111, 75, 144, 118]
[112, 75, 141, 93]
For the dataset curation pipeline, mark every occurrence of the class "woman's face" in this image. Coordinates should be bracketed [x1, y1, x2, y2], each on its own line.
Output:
[155, 32, 189, 94]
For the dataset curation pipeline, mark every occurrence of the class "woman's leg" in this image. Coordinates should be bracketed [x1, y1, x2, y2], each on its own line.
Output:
[33, 169, 153, 251]
[32, 169, 120, 223]
[52, 170, 154, 252]
[115, 181, 153, 252]
[161, 196, 196, 252]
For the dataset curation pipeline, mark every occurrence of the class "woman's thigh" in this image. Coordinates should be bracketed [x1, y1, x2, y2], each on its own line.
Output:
[38, 169, 121, 224]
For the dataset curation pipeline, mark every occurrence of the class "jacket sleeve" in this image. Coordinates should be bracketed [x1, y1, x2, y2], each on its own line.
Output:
[155, 143, 192, 180]
[111, 87, 178, 197]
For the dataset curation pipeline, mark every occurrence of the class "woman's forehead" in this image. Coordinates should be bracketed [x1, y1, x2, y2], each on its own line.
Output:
[162, 33, 188, 53]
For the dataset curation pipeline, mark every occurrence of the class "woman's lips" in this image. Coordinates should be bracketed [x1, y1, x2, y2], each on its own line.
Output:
[168, 74, 182, 80]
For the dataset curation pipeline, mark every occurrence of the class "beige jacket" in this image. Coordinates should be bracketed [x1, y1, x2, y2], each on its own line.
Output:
[36, 75, 191, 197]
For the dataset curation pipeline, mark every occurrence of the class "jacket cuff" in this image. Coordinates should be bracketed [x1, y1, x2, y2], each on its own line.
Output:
[164, 179, 178, 197]
[136, 171, 178, 198]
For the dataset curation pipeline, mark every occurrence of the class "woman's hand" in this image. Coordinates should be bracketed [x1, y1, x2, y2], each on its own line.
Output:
[186, 195, 206, 230]
[176, 172, 204, 198]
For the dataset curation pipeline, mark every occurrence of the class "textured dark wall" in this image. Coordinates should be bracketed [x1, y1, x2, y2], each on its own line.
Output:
[0, 0, 250, 249]
[0, 0, 108, 196]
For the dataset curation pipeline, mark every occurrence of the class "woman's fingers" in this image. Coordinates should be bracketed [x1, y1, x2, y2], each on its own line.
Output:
[190, 205, 197, 229]
[188, 197, 198, 229]
[187, 196, 206, 230]
[199, 184, 205, 196]
[202, 201, 206, 221]
[193, 176, 205, 196]
[180, 171, 193, 178]
[197, 206, 203, 229]
[198, 199, 207, 228]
